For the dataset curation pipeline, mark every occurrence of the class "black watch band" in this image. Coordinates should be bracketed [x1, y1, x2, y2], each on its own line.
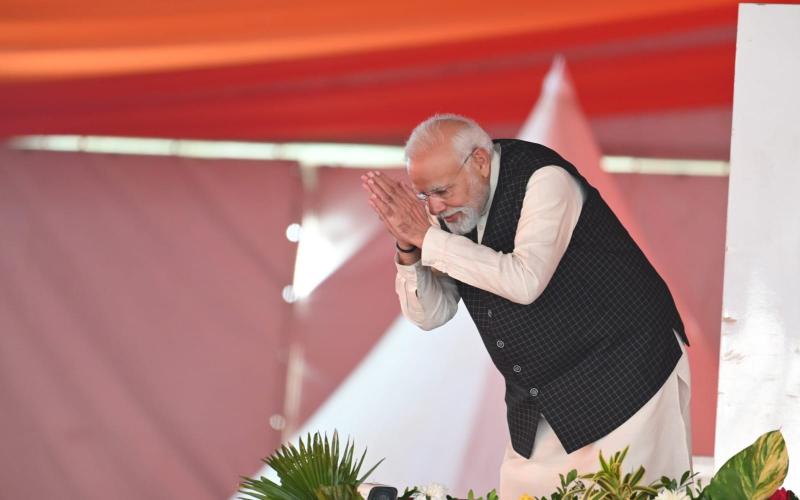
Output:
[395, 242, 417, 253]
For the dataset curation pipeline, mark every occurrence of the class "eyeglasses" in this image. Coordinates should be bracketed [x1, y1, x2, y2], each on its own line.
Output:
[415, 147, 479, 202]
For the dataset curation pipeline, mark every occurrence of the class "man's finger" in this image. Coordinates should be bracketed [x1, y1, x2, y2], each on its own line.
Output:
[363, 179, 386, 200]
[366, 177, 397, 205]
[369, 171, 402, 196]
[369, 192, 395, 218]
[368, 198, 390, 223]
[398, 182, 430, 215]
[369, 198, 404, 240]
[380, 177, 421, 212]
[401, 182, 421, 201]
[363, 182, 391, 206]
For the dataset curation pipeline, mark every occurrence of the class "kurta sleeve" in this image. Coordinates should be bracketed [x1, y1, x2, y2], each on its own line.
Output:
[394, 256, 461, 331]
[420, 165, 585, 305]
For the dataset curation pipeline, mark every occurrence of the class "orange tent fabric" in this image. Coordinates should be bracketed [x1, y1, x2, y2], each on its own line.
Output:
[2, 1, 740, 80]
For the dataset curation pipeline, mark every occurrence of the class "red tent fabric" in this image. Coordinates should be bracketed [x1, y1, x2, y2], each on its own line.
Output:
[1, 0, 774, 158]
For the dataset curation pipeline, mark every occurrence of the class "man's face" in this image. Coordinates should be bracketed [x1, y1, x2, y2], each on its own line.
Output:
[408, 142, 490, 235]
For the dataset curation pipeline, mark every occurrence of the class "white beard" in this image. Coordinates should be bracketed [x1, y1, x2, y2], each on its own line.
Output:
[440, 206, 482, 235]
[439, 175, 490, 235]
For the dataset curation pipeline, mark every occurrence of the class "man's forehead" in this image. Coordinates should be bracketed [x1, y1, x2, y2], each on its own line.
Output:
[408, 144, 458, 184]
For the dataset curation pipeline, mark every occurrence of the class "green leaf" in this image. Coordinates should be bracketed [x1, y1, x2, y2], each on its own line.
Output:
[239, 430, 381, 500]
[566, 470, 578, 485]
[597, 450, 609, 474]
[398, 487, 419, 500]
[629, 466, 645, 486]
[704, 429, 788, 500]
[315, 484, 362, 500]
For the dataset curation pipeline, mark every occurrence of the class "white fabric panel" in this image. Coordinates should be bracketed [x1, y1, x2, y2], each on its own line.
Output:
[716, 3, 800, 486]
[243, 304, 493, 497]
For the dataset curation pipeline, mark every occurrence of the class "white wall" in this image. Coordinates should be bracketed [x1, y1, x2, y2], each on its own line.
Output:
[716, 2, 800, 486]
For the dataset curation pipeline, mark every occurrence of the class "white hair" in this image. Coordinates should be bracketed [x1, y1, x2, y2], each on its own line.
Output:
[404, 113, 493, 167]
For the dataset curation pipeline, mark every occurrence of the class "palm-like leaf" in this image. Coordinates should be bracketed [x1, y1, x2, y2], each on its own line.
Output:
[239, 430, 383, 500]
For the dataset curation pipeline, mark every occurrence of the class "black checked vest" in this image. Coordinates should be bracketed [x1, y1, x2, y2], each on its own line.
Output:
[442, 139, 690, 458]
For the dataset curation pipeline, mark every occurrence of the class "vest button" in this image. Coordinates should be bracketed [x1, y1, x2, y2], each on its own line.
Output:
[496, 340, 504, 348]
[529, 387, 539, 397]
[487, 309, 493, 318]
[513, 364, 521, 373]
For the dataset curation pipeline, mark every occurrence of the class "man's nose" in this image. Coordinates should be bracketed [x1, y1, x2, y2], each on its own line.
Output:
[427, 197, 447, 215]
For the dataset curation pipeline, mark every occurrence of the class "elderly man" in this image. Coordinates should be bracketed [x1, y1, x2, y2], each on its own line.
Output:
[361, 113, 692, 498]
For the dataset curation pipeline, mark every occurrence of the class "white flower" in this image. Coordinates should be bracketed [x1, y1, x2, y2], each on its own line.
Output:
[654, 488, 690, 500]
[416, 483, 448, 500]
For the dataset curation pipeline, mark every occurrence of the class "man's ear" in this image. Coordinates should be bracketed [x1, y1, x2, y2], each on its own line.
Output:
[475, 147, 492, 179]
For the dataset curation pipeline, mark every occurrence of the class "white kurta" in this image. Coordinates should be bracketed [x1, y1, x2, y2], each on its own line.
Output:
[394, 144, 692, 497]
[395, 145, 586, 326]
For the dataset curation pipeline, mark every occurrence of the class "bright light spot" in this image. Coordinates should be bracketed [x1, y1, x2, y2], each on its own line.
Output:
[7, 135, 730, 176]
[602, 156, 729, 176]
[285, 223, 302, 243]
[269, 414, 286, 431]
[291, 215, 335, 301]
[290, 212, 376, 301]
[7, 135, 406, 168]
[281, 285, 297, 303]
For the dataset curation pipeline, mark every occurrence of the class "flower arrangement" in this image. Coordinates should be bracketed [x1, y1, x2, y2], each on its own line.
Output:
[521, 429, 795, 500]
[397, 484, 498, 500]
[239, 429, 794, 500]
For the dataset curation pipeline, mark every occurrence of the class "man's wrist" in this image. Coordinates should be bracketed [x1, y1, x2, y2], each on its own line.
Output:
[412, 226, 430, 249]
[395, 241, 417, 253]
[395, 241, 421, 265]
